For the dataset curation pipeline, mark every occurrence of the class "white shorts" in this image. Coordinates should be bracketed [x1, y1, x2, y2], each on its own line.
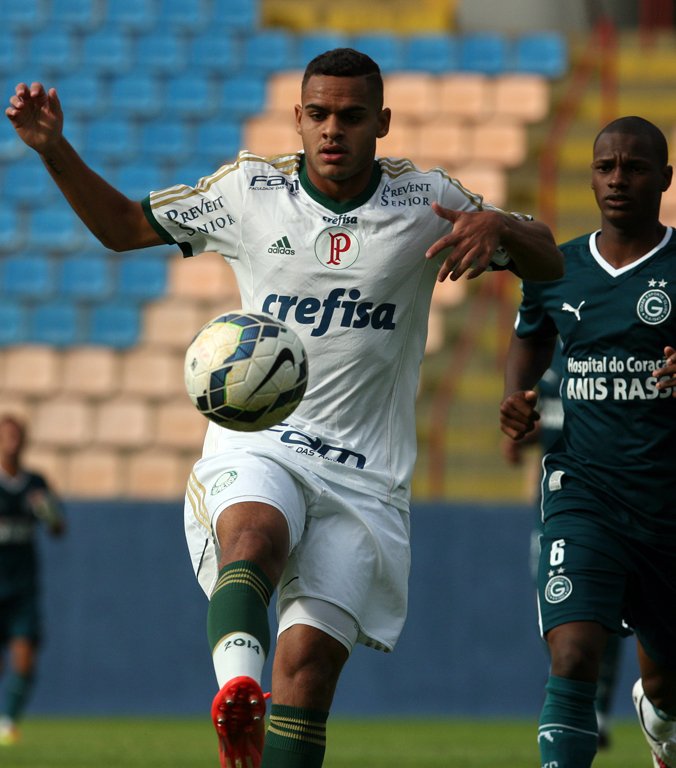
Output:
[184, 446, 411, 652]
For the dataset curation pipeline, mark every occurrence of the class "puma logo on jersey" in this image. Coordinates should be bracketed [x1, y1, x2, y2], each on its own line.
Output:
[561, 300, 585, 321]
[268, 235, 295, 255]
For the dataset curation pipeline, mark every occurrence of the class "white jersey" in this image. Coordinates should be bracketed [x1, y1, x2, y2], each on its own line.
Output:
[144, 151, 512, 509]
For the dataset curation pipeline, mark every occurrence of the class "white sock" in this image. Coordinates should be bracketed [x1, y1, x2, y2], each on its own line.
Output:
[212, 632, 266, 689]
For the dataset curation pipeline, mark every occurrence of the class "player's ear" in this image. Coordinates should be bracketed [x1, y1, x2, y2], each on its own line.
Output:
[294, 103, 302, 135]
[662, 164, 673, 192]
[377, 107, 391, 139]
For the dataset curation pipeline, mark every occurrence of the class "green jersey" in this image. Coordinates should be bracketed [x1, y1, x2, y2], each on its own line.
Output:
[516, 229, 676, 543]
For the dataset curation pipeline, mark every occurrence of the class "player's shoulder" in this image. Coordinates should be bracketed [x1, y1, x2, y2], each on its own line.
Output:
[559, 232, 593, 253]
[233, 150, 302, 176]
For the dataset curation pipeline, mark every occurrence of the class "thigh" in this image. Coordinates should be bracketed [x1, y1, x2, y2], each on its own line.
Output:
[537, 513, 630, 637]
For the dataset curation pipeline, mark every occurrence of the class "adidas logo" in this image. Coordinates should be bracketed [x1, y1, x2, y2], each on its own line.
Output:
[268, 235, 295, 255]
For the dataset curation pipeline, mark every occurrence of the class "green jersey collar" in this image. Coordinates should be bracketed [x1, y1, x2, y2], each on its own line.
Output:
[299, 154, 382, 214]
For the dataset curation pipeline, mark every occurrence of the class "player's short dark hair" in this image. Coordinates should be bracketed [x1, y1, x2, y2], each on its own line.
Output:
[302, 48, 383, 108]
[595, 116, 669, 166]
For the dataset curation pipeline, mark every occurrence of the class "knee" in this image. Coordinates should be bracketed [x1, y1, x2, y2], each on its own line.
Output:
[547, 624, 607, 682]
[642, 674, 676, 715]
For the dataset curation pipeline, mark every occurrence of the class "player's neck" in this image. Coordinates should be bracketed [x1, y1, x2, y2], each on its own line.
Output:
[0, 458, 20, 477]
[596, 223, 668, 268]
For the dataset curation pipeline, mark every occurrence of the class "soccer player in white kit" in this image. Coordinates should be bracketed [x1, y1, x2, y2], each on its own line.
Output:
[6, 48, 563, 767]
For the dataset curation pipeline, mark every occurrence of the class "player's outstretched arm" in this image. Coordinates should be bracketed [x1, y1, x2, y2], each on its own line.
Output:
[426, 202, 564, 282]
[500, 331, 557, 441]
[6, 82, 162, 252]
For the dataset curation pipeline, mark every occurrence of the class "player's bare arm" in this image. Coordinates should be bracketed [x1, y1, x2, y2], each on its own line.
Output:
[6, 82, 161, 252]
[653, 345, 676, 395]
[426, 202, 564, 282]
[500, 332, 557, 440]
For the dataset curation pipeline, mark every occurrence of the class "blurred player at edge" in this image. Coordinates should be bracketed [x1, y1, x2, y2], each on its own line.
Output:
[0, 415, 65, 746]
[6, 49, 563, 768]
[502, 342, 625, 750]
[500, 116, 676, 768]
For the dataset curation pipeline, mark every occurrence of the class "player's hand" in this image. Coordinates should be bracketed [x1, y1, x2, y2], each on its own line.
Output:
[653, 345, 676, 396]
[499, 390, 540, 441]
[426, 202, 505, 282]
[5, 82, 64, 153]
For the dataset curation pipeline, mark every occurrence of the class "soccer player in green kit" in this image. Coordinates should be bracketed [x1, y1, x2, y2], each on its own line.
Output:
[500, 115, 676, 768]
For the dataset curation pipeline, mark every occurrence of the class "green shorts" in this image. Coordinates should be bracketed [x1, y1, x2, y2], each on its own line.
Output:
[537, 511, 676, 668]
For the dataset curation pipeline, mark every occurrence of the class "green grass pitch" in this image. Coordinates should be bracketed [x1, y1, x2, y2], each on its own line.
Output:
[0, 717, 650, 767]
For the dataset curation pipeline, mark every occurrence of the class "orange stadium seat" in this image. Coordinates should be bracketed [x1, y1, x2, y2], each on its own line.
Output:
[120, 347, 185, 400]
[413, 118, 471, 168]
[31, 397, 95, 448]
[166, 251, 240, 303]
[469, 118, 528, 168]
[383, 73, 440, 120]
[265, 71, 304, 113]
[155, 400, 207, 451]
[93, 396, 153, 449]
[437, 73, 491, 122]
[142, 298, 207, 351]
[491, 73, 550, 124]
[61, 346, 121, 400]
[125, 449, 195, 499]
[1, 346, 62, 397]
[243, 114, 300, 156]
[63, 448, 124, 499]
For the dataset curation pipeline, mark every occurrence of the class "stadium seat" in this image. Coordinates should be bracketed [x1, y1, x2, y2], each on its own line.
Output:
[469, 118, 528, 168]
[162, 73, 217, 119]
[265, 71, 303, 113]
[351, 34, 404, 73]
[221, 74, 267, 120]
[81, 28, 133, 74]
[31, 397, 95, 447]
[0, 208, 25, 252]
[167, 251, 239, 303]
[0, 124, 27, 162]
[1, 346, 61, 396]
[402, 34, 458, 74]
[193, 118, 242, 167]
[298, 33, 351, 64]
[491, 73, 550, 123]
[94, 396, 153, 449]
[125, 449, 193, 499]
[187, 32, 241, 75]
[376, 121, 417, 162]
[3, 158, 56, 206]
[0, 300, 26, 345]
[155, 400, 208, 450]
[26, 26, 80, 75]
[413, 118, 471, 168]
[213, 0, 258, 30]
[138, 117, 193, 163]
[52, 72, 107, 119]
[87, 303, 141, 349]
[5, 0, 48, 30]
[57, 253, 113, 302]
[513, 32, 568, 78]
[84, 117, 138, 164]
[29, 301, 84, 346]
[243, 114, 300, 157]
[2, 253, 54, 299]
[101, 0, 156, 33]
[141, 297, 206, 350]
[157, 0, 210, 32]
[109, 73, 162, 119]
[21, 447, 66, 493]
[120, 347, 184, 400]
[134, 30, 188, 76]
[25, 204, 85, 252]
[458, 33, 511, 75]
[383, 73, 440, 120]
[170, 157, 227, 187]
[61, 346, 120, 400]
[437, 73, 491, 122]
[49, 0, 104, 30]
[63, 448, 123, 498]
[453, 163, 507, 207]
[243, 30, 299, 75]
[0, 28, 26, 75]
[113, 160, 171, 201]
[117, 253, 168, 302]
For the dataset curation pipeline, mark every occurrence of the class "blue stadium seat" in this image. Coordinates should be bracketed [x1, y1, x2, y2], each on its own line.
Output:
[298, 33, 351, 64]
[29, 301, 83, 346]
[157, 0, 210, 32]
[243, 30, 299, 75]
[52, 72, 107, 118]
[138, 117, 193, 164]
[134, 30, 188, 76]
[5, 0, 49, 30]
[117, 253, 168, 301]
[113, 160, 172, 201]
[0, 127, 26, 162]
[0, 300, 26, 345]
[49, 0, 105, 30]
[1, 253, 54, 299]
[25, 204, 85, 252]
[213, 0, 258, 30]
[193, 118, 242, 167]
[0, 28, 27, 75]
[351, 34, 404, 73]
[458, 33, 511, 75]
[81, 28, 133, 74]
[57, 253, 113, 302]
[27, 27, 80, 75]
[187, 32, 241, 75]
[0, 208, 25, 252]
[402, 34, 458, 74]
[514, 32, 568, 78]
[84, 117, 138, 164]
[87, 303, 141, 348]
[171, 157, 227, 187]
[3, 159, 56, 207]
[102, 0, 156, 32]
[109, 73, 162, 119]
[163, 73, 217, 119]
[221, 75, 267, 120]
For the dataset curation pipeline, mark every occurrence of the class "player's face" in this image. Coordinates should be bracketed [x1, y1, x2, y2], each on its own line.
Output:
[591, 132, 672, 229]
[295, 74, 390, 201]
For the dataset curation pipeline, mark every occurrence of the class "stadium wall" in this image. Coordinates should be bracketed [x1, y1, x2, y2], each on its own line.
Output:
[24, 501, 639, 717]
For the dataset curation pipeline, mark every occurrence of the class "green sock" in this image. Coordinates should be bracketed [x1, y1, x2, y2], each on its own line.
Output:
[207, 560, 273, 684]
[263, 704, 328, 767]
[4, 672, 34, 721]
[538, 675, 598, 768]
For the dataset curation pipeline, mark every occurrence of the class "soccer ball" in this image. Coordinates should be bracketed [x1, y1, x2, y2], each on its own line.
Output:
[184, 311, 309, 431]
